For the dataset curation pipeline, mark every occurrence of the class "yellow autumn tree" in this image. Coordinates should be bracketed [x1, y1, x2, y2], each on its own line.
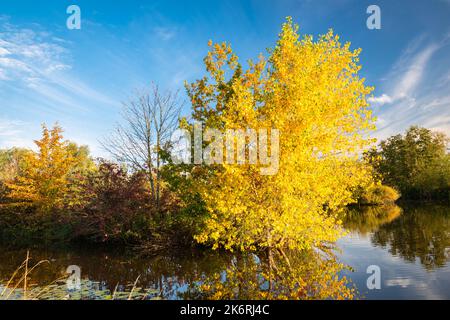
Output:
[6, 124, 76, 212]
[187, 18, 376, 254]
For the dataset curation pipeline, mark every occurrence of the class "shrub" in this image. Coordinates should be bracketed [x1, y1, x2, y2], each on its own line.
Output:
[359, 185, 400, 205]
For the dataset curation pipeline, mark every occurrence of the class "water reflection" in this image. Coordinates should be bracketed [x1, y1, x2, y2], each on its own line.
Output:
[371, 204, 450, 269]
[343, 204, 450, 269]
[1, 204, 450, 299]
[184, 250, 354, 300]
[0, 246, 352, 300]
[342, 205, 402, 235]
[0, 247, 232, 299]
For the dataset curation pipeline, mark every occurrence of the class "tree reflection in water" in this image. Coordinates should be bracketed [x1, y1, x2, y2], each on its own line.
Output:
[184, 250, 355, 300]
[342, 205, 403, 235]
[2, 204, 449, 299]
[0, 246, 354, 300]
[343, 204, 450, 270]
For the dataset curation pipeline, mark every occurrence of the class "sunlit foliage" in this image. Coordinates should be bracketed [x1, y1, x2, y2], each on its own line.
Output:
[0, 148, 31, 201]
[358, 185, 400, 205]
[367, 126, 450, 200]
[5, 124, 92, 212]
[187, 18, 376, 252]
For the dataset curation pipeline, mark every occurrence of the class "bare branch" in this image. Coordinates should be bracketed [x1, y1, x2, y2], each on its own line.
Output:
[100, 83, 183, 208]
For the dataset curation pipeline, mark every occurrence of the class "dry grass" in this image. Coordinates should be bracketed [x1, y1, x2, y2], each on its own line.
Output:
[0, 251, 151, 300]
[0, 250, 50, 300]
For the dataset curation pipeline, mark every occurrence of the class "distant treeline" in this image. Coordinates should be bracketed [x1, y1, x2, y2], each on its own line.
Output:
[366, 126, 450, 201]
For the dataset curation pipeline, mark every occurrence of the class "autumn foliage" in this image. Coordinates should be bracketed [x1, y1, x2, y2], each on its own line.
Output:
[185, 18, 376, 253]
[6, 17, 446, 300]
[5, 125, 77, 212]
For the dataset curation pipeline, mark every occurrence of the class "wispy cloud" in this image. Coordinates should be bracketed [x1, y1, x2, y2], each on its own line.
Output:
[370, 36, 450, 141]
[368, 94, 393, 106]
[392, 44, 439, 100]
[0, 17, 122, 153]
[0, 68, 7, 80]
[370, 41, 439, 107]
[0, 118, 33, 149]
[0, 20, 70, 80]
[0, 17, 119, 113]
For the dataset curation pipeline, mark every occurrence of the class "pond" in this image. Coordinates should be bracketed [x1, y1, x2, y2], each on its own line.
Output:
[0, 204, 449, 300]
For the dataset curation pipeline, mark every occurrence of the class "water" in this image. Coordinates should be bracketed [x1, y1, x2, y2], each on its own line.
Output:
[338, 204, 450, 299]
[0, 204, 449, 299]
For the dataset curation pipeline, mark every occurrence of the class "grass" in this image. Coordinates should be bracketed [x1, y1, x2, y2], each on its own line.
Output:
[0, 250, 50, 300]
[0, 251, 159, 300]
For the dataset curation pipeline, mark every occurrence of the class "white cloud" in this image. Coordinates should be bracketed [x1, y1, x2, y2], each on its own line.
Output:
[0, 18, 118, 110]
[0, 47, 10, 56]
[0, 17, 119, 112]
[370, 42, 439, 108]
[392, 44, 438, 100]
[368, 94, 393, 106]
[0, 56, 32, 74]
[0, 68, 7, 80]
[0, 18, 120, 154]
[0, 118, 24, 136]
[371, 37, 450, 141]
[0, 118, 34, 149]
[0, 25, 70, 81]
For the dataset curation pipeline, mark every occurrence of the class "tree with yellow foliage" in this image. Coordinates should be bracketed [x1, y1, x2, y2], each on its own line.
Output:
[6, 124, 77, 212]
[186, 18, 376, 256]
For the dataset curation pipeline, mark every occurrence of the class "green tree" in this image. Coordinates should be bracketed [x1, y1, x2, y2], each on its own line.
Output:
[367, 126, 450, 200]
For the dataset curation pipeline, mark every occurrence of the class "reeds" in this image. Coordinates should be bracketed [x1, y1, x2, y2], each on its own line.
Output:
[0, 251, 153, 300]
[0, 250, 49, 300]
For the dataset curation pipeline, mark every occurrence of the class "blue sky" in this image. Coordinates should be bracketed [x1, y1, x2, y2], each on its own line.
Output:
[1, 0, 450, 155]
